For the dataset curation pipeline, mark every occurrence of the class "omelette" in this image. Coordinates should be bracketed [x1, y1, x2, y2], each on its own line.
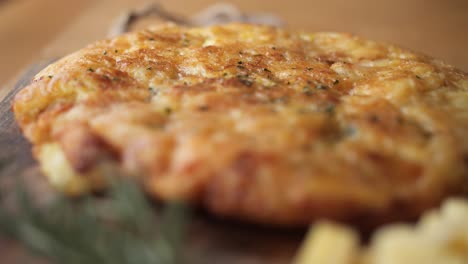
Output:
[12, 23, 468, 226]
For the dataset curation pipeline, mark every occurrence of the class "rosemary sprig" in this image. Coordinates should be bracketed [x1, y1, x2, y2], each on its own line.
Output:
[0, 163, 189, 264]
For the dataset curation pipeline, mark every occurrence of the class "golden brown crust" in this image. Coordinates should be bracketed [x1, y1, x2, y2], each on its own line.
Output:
[13, 23, 468, 226]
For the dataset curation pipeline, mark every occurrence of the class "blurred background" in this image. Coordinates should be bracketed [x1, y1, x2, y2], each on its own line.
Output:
[0, 0, 467, 98]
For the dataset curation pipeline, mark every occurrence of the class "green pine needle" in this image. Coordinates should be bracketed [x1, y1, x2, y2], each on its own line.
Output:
[0, 162, 190, 264]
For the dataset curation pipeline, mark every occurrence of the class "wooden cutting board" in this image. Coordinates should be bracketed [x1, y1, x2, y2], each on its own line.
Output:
[0, 60, 303, 263]
[0, 60, 54, 264]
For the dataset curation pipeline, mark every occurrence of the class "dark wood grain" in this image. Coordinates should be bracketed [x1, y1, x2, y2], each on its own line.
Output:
[0, 61, 303, 264]
[0, 61, 54, 177]
[0, 60, 57, 264]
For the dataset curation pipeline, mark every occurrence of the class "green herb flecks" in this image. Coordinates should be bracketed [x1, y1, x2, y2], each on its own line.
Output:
[302, 86, 313, 96]
[316, 84, 329, 90]
[324, 104, 335, 114]
[148, 87, 159, 97]
[236, 61, 245, 70]
[181, 38, 190, 47]
[343, 126, 357, 137]
[273, 96, 289, 104]
[236, 74, 254, 87]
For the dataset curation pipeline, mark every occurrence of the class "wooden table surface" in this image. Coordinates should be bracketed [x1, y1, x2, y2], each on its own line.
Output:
[0, 0, 467, 100]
